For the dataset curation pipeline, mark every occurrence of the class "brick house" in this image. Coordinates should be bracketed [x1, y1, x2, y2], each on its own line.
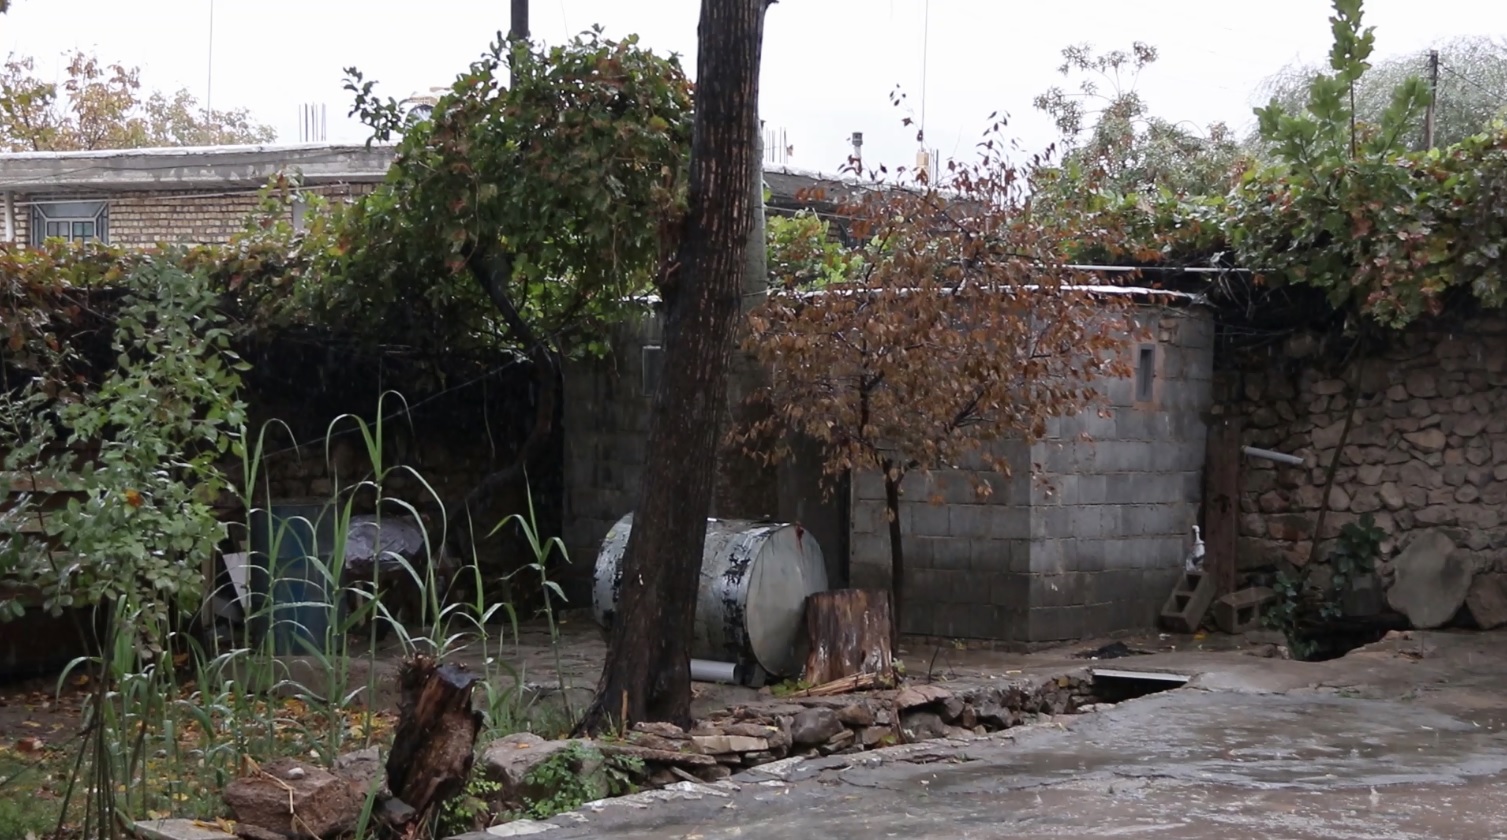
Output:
[0, 143, 393, 247]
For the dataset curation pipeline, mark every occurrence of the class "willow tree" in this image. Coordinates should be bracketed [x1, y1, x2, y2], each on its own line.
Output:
[326, 30, 692, 560]
[741, 121, 1138, 635]
[577, 0, 774, 733]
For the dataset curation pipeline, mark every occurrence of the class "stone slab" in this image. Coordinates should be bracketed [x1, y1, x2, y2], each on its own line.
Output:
[1387, 531, 1472, 629]
[131, 819, 238, 840]
[1466, 573, 1507, 630]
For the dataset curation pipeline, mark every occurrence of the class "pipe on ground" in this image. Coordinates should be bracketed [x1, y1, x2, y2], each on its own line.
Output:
[690, 658, 743, 685]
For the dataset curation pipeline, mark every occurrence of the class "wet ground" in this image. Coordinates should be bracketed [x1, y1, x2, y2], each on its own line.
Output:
[521, 630, 1507, 840]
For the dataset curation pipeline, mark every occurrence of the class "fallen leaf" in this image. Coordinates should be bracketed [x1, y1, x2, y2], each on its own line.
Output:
[17, 736, 44, 753]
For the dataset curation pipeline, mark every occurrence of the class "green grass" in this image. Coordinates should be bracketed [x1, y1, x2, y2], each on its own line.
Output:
[0, 750, 81, 839]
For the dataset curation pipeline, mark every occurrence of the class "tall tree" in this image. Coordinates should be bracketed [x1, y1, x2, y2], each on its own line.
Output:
[577, 0, 773, 733]
[1033, 42, 1248, 199]
[0, 49, 276, 151]
[334, 31, 692, 576]
[1257, 35, 1507, 151]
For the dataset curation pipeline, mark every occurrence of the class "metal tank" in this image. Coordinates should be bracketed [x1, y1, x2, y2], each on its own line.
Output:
[592, 515, 828, 678]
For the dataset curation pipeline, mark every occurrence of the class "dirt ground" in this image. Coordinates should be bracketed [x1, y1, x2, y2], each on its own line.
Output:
[0, 606, 1248, 748]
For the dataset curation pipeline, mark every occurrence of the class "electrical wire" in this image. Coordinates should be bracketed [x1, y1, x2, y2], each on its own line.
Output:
[1439, 62, 1507, 108]
[919, 0, 930, 144]
[227, 357, 527, 463]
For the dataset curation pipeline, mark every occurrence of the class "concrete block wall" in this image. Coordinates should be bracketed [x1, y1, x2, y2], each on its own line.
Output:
[14, 184, 371, 247]
[562, 311, 788, 590]
[561, 312, 662, 575]
[847, 443, 1035, 639]
[848, 307, 1215, 644]
[1028, 310, 1215, 642]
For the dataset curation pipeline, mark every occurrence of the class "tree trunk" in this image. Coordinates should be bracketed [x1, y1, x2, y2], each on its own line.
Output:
[802, 588, 894, 685]
[576, 0, 771, 734]
[446, 243, 565, 607]
[711, 100, 772, 519]
[883, 469, 904, 647]
[385, 655, 483, 825]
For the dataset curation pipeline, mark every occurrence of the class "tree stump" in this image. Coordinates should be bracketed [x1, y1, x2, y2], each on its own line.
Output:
[801, 589, 894, 685]
[385, 655, 483, 824]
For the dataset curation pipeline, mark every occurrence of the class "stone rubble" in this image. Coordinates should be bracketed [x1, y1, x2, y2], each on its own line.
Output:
[1386, 531, 1475, 629]
[473, 673, 1098, 796]
[131, 819, 239, 840]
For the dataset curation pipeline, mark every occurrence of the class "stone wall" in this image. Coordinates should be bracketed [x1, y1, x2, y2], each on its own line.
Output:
[1216, 314, 1507, 591]
[15, 183, 371, 247]
[848, 307, 1215, 644]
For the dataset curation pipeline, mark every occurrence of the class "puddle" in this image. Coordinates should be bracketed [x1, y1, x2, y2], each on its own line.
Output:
[901, 691, 1507, 794]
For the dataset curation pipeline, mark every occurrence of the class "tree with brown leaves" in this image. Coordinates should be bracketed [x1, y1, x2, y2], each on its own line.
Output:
[0, 49, 275, 152]
[741, 123, 1140, 635]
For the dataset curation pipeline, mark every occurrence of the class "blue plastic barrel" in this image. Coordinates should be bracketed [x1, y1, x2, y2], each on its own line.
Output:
[248, 499, 346, 655]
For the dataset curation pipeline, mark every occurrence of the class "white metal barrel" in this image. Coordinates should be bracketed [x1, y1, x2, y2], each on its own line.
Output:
[591, 514, 827, 677]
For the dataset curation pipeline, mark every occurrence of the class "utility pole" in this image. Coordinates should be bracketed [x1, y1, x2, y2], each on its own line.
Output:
[1425, 49, 1440, 149]
[509, 0, 530, 86]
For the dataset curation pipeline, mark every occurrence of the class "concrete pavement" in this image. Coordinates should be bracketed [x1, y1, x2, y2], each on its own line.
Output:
[523, 631, 1507, 839]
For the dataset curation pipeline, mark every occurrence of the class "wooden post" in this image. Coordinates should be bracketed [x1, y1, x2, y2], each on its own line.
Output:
[802, 588, 894, 685]
[1203, 417, 1241, 598]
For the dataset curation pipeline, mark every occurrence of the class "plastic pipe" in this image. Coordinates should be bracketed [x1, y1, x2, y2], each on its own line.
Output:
[690, 658, 742, 685]
[1241, 446, 1304, 466]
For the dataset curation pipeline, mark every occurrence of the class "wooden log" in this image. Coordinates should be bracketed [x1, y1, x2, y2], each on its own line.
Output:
[790, 671, 887, 697]
[385, 655, 483, 823]
[801, 589, 894, 686]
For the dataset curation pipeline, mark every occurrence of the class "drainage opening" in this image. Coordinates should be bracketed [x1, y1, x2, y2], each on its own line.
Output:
[1089, 668, 1189, 703]
[1286, 614, 1410, 661]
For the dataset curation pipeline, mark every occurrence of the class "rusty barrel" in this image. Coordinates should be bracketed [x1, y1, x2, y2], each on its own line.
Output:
[591, 515, 827, 678]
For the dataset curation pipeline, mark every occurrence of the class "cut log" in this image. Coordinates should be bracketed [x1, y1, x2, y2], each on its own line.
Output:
[385, 655, 484, 822]
[801, 589, 894, 686]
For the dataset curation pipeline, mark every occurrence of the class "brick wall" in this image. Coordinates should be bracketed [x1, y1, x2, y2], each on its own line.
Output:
[14, 183, 372, 247]
[848, 308, 1215, 644]
[1216, 313, 1507, 593]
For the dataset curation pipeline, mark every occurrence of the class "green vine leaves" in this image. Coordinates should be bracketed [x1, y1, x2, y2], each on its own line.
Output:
[0, 259, 247, 622]
[329, 28, 693, 361]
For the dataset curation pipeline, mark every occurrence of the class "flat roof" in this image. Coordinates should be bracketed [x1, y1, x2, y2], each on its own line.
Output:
[0, 143, 396, 192]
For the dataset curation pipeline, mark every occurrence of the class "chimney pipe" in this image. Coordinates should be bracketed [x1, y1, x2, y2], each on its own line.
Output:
[850, 131, 863, 166]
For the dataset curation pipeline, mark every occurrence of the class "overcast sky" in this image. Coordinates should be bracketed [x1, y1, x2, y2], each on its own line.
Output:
[3, 1, 1505, 172]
